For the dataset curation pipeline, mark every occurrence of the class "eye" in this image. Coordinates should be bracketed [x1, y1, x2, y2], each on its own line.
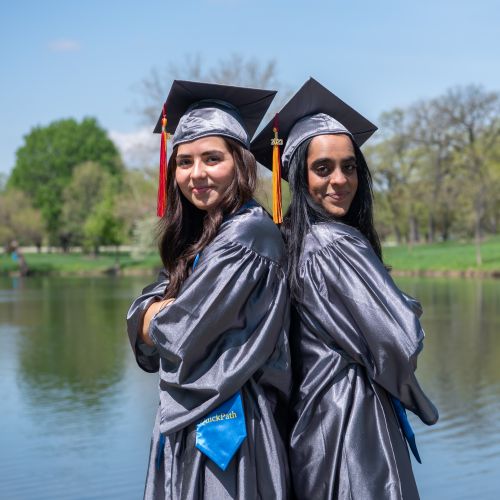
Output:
[205, 154, 223, 164]
[176, 157, 192, 168]
[342, 163, 357, 175]
[313, 164, 332, 177]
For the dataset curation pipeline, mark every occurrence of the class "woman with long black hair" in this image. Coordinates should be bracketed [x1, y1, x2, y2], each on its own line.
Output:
[252, 78, 438, 500]
[127, 80, 291, 500]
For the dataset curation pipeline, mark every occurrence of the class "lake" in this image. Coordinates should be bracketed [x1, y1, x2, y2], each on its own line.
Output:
[0, 275, 499, 499]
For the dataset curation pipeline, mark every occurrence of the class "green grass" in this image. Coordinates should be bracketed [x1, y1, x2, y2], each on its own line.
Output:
[383, 236, 500, 273]
[2, 236, 499, 276]
[0, 251, 162, 276]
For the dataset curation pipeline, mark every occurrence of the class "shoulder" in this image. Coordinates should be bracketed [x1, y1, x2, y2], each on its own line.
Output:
[217, 202, 285, 264]
[301, 221, 369, 263]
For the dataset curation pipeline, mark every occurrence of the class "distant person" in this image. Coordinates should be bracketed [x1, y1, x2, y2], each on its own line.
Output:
[127, 81, 291, 499]
[252, 78, 439, 500]
[8, 240, 28, 276]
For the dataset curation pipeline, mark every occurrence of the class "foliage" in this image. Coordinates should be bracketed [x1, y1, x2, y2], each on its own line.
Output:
[368, 84, 500, 258]
[0, 189, 44, 248]
[9, 117, 123, 244]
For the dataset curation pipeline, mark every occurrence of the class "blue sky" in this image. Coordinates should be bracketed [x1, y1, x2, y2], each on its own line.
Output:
[1, 0, 499, 175]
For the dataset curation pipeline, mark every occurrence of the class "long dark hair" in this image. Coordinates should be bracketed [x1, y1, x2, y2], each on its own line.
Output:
[281, 136, 382, 300]
[158, 136, 257, 299]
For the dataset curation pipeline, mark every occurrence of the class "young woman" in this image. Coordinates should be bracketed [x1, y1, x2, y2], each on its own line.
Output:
[252, 78, 439, 500]
[127, 81, 291, 500]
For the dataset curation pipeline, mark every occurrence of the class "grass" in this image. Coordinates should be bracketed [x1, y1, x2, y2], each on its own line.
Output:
[383, 235, 500, 273]
[0, 251, 162, 276]
[1, 236, 499, 276]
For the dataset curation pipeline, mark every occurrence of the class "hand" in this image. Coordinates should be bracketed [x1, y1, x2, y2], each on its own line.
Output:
[140, 298, 175, 346]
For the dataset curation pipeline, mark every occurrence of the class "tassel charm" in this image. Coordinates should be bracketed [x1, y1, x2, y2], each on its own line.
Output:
[157, 105, 169, 217]
[271, 114, 283, 224]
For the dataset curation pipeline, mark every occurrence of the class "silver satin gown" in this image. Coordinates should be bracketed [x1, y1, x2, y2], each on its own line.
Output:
[127, 204, 292, 500]
[288, 221, 439, 500]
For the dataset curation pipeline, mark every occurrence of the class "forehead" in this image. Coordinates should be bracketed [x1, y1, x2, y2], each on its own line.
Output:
[308, 134, 354, 159]
[176, 135, 229, 155]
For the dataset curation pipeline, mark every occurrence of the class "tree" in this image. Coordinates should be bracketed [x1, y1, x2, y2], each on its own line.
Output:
[0, 189, 44, 249]
[135, 53, 287, 124]
[84, 195, 125, 255]
[60, 162, 112, 250]
[367, 109, 424, 245]
[434, 85, 500, 263]
[9, 117, 123, 246]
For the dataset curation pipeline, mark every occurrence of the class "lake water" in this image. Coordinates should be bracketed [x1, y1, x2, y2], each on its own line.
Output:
[0, 275, 499, 499]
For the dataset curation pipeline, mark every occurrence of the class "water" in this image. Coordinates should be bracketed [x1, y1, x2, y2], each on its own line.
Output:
[0, 275, 499, 499]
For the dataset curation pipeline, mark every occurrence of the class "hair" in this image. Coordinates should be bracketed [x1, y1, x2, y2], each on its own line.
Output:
[281, 135, 382, 300]
[157, 136, 257, 299]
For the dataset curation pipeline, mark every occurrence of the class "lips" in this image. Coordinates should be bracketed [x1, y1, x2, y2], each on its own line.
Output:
[327, 192, 349, 202]
[191, 186, 213, 195]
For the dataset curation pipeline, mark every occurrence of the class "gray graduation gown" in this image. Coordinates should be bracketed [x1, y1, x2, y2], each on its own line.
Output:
[127, 204, 292, 500]
[288, 221, 438, 500]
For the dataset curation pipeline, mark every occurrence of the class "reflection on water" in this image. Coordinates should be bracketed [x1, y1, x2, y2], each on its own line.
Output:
[0, 276, 159, 500]
[395, 277, 500, 499]
[0, 276, 499, 499]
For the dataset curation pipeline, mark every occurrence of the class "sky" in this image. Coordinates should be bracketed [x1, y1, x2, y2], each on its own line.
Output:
[1, 0, 499, 175]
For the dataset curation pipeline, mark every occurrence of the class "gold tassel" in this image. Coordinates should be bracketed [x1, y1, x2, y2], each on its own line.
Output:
[271, 114, 283, 224]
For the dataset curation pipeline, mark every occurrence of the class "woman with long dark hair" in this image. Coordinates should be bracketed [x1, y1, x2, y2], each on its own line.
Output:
[252, 78, 438, 500]
[127, 81, 291, 500]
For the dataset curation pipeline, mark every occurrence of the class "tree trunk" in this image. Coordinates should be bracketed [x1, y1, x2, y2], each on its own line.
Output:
[428, 214, 435, 243]
[474, 194, 483, 266]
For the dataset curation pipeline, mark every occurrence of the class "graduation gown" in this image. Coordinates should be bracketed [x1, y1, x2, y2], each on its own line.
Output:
[127, 204, 292, 500]
[288, 221, 438, 500]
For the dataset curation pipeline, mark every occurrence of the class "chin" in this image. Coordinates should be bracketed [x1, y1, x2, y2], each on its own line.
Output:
[324, 204, 348, 218]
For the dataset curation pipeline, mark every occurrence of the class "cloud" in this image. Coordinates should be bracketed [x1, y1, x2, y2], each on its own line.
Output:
[48, 39, 81, 52]
[108, 128, 159, 168]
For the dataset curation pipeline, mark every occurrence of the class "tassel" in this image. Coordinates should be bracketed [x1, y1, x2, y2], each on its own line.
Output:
[157, 105, 168, 217]
[271, 114, 283, 224]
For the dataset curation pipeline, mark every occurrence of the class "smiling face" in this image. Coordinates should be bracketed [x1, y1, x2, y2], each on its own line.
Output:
[306, 134, 358, 218]
[175, 136, 235, 212]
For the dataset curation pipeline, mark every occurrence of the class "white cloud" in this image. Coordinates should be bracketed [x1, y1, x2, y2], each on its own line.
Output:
[108, 128, 159, 168]
[48, 39, 81, 52]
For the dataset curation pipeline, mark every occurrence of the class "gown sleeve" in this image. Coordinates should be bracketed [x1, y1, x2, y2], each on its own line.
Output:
[126, 269, 168, 373]
[149, 239, 288, 435]
[298, 230, 438, 425]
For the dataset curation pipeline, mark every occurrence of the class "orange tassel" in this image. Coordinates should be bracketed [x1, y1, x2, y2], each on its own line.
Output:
[157, 106, 168, 217]
[271, 114, 283, 224]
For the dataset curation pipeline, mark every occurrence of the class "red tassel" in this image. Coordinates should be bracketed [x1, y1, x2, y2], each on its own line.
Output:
[271, 114, 283, 224]
[157, 106, 168, 217]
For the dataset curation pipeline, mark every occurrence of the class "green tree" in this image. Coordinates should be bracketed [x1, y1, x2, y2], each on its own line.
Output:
[9, 117, 123, 246]
[61, 162, 112, 249]
[83, 195, 125, 255]
[0, 189, 44, 249]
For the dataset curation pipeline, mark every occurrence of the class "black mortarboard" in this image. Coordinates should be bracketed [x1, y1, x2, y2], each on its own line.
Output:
[154, 80, 277, 217]
[153, 80, 277, 148]
[251, 77, 378, 180]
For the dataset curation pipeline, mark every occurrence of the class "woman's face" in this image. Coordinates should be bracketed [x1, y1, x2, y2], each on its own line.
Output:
[306, 134, 358, 218]
[175, 136, 235, 212]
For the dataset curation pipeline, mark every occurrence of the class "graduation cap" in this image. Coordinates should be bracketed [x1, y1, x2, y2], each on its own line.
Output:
[251, 78, 377, 223]
[154, 80, 277, 217]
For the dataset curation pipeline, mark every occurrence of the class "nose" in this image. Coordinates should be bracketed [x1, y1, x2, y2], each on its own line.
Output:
[190, 157, 207, 180]
[330, 167, 347, 186]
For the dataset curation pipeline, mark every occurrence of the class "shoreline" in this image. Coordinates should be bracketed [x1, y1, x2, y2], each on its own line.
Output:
[2, 267, 499, 279]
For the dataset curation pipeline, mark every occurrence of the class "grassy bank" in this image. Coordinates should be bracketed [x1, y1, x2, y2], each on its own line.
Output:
[383, 235, 500, 277]
[0, 251, 161, 276]
[2, 236, 499, 277]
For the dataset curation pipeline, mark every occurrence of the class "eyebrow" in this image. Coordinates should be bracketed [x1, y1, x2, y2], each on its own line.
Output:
[176, 150, 224, 159]
[310, 155, 356, 166]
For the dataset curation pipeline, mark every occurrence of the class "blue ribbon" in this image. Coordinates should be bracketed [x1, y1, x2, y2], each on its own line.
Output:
[391, 396, 422, 464]
[195, 391, 247, 470]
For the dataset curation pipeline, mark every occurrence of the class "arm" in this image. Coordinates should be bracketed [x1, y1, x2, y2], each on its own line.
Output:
[299, 233, 438, 425]
[126, 269, 168, 372]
